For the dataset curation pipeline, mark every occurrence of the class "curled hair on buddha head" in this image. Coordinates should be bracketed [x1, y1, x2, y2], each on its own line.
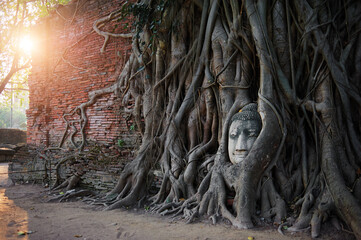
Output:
[231, 103, 262, 126]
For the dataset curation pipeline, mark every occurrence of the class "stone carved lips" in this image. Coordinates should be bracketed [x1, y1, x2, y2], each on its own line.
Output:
[232, 151, 248, 163]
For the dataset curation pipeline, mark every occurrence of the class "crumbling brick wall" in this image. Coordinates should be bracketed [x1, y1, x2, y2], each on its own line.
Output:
[26, 0, 139, 152]
[0, 129, 27, 145]
[9, 145, 128, 192]
[16, 0, 141, 190]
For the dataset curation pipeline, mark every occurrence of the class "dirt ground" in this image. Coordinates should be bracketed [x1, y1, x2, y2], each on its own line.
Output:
[0, 163, 355, 240]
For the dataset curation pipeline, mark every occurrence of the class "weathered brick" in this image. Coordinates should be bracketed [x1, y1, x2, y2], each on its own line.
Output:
[27, 0, 138, 148]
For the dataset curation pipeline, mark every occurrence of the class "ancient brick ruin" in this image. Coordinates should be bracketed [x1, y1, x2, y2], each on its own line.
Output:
[27, 0, 137, 149]
[11, 0, 141, 190]
[0, 129, 27, 162]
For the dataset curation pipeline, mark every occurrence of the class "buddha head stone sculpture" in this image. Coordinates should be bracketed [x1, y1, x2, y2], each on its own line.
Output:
[228, 103, 262, 164]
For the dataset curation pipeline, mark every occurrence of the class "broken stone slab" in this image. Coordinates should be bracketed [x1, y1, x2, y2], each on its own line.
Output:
[0, 147, 15, 156]
[0, 143, 26, 150]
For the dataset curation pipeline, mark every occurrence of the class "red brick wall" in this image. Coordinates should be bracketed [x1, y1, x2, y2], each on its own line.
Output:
[27, 0, 138, 151]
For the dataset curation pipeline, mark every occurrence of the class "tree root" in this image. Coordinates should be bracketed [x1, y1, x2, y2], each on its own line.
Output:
[277, 221, 289, 235]
[288, 192, 315, 231]
[48, 189, 95, 203]
[50, 154, 76, 190]
[52, 174, 82, 192]
[104, 165, 147, 210]
[93, 7, 132, 53]
[260, 177, 287, 224]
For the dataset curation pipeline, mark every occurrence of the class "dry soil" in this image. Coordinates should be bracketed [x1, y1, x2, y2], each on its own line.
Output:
[0, 163, 355, 240]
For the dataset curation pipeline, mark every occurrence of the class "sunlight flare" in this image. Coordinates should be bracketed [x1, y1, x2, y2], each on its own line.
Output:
[19, 35, 34, 55]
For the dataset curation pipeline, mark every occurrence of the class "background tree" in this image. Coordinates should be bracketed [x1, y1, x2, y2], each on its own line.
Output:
[45, 0, 361, 238]
[0, 0, 71, 124]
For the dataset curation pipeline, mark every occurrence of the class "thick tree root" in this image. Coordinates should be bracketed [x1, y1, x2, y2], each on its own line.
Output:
[104, 165, 148, 210]
[52, 174, 82, 192]
[260, 178, 287, 224]
[47, 189, 95, 202]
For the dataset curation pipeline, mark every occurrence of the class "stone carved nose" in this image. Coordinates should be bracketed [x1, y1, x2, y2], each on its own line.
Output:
[235, 132, 247, 151]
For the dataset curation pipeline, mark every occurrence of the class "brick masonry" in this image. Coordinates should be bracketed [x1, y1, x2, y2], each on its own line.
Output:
[12, 0, 142, 191]
[27, 0, 136, 148]
[9, 144, 130, 192]
[0, 129, 27, 145]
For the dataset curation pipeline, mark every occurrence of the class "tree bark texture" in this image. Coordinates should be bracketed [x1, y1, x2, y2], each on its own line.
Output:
[58, 0, 361, 238]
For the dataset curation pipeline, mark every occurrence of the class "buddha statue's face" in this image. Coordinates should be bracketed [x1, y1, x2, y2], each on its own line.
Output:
[228, 113, 262, 165]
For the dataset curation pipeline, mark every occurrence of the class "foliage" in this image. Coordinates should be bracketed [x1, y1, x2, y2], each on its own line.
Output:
[116, 0, 173, 50]
[0, 106, 27, 129]
[117, 139, 125, 147]
[0, 0, 71, 112]
[0, 68, 30, 107]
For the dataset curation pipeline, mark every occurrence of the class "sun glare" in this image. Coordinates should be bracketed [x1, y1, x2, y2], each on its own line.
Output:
[19, 35, 34, 55]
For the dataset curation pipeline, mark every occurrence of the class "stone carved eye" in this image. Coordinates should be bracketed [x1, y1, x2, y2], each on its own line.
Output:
[248, 130, 258, 137]
[229, 132, 238, 139]
[229, 127, 238, 139]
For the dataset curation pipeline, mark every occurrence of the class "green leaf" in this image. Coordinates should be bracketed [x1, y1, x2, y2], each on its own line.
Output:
[118, 139, 125, 147]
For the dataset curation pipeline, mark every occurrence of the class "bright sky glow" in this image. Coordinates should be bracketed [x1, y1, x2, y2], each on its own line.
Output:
[19, 35, 34, 55]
